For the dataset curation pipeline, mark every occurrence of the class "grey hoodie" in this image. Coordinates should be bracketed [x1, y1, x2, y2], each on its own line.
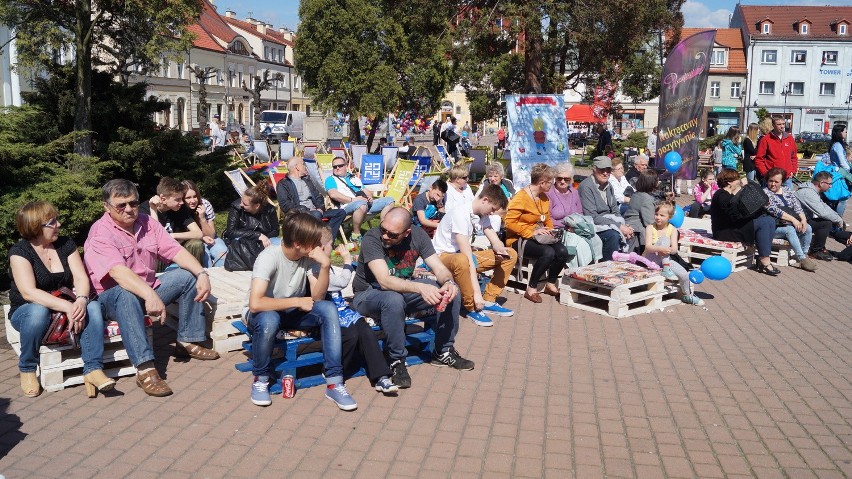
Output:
[795, 182, 842, 223]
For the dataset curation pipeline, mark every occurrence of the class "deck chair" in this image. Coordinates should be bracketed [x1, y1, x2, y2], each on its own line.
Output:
[433, 145, 452, 170]
[302, 144, 318, 161]
[253, 140, 272, 164]
[360, 154, 386, 197]
[326, 138, 342, 150]
[384, 159, 419, 207]
[467, 148, 488, 181]
[268, 170, 288, 188]
[409, 155, 433, 188]
[352, 144, 368, 171]
[382, 146, 399, 172]
[315, 153, 335, 179]
[418, 171, 442, 193]
[225, 169, 251, 196]
[279, 141, 295, 160]
[330, 147, 348, 164]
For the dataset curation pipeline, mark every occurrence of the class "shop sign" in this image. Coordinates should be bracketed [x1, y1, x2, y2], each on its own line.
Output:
[712, 107, 737, 112]
[806, 109, 826, 114]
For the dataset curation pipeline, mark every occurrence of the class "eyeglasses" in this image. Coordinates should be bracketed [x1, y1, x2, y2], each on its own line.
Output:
[821, 181, 834, 186]
[380, 225, 405, 239]
[555, 177, 571, 182]
[42, 217, 60, 228]
[332, 163, 346, 169]
[110, 200, 140, 211]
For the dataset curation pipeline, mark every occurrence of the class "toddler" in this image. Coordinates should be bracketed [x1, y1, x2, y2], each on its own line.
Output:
[643, 202, 704, 306]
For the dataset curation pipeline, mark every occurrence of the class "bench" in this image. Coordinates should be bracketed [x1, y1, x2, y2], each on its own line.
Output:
[678, 229, 792, 271]
[4, 304, 152, 392]
[558, 262, 680, 318]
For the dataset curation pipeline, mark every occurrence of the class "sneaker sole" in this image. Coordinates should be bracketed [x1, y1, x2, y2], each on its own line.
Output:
[483, 309, 514, 317]
[468, 317, 494, 327]
[430, 360, 475, 371]
[251, 398, 271, 406]
[375, 385, 400, 394]
[325, 395, 358, 411]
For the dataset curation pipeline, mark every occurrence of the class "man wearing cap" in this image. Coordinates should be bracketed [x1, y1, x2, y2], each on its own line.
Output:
[578, 156, 635, 261]
[209, 114, 223, 149]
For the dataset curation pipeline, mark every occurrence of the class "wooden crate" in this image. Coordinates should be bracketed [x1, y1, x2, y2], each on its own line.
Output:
[558, 262, 680, 318]
[678, 231, 792, 271]
[165, 268, 252, 354]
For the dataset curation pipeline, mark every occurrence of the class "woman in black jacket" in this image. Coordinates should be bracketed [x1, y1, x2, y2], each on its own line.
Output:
[710, 168, 778, 276]
[742, 123, 759, 182]
[223, 182, 279, 270]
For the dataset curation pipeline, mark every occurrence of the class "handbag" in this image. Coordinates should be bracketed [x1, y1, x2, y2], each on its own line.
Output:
[445, 130, 460, 143]
[224, 236, 265, 272]
[42, 287, 79, 347]
[533, 228, 563, 245]
[734, 181, 769, 219]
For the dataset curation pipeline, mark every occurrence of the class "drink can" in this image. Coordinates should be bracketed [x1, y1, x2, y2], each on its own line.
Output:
[282, 375, 295, 398]
[435, 291, 450, 312]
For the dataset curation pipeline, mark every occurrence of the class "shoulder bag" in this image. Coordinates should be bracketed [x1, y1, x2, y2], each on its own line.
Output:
[734, 181, 769, 219]
[42, 287, 80, 347]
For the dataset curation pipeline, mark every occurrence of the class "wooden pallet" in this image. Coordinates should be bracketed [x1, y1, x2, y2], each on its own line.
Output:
[164, 268, 252, 353]
[678, 239, 751, 272]
[559, 272, 680, 318]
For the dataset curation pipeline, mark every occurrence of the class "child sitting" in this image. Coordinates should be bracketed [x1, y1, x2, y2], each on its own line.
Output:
[643, 202, 704, 306]
[411, 178, 447, 234]
[310, 228, 399, 394]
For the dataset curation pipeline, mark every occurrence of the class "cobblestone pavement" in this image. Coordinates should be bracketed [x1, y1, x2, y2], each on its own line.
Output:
[1, 235, 851, 478]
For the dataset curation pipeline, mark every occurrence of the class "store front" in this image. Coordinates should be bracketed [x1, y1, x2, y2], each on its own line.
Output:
[706, 107, 741, 136]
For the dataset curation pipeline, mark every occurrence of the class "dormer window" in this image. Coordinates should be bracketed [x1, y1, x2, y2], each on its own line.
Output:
[762, 22, 771, 34]
[800, 23, 810, 35]
[841, 24, 848, 35]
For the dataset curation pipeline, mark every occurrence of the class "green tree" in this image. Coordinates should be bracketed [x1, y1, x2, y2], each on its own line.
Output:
[296, 0, 452, 149]
[0, 0, 202, 156]
[243, 70, 285, 136]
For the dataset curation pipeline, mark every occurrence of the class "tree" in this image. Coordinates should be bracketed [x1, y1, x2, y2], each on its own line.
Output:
[190, 65, 216, 127]
[296, 0, 452, 149]
[0, 0, 203, 156]
[242, 70, 285, 136]
[451, 0, 684, 118]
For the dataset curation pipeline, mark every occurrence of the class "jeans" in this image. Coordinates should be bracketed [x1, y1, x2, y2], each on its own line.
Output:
[597, 229, 622, 262]
[514, 239, 570, 289]
[746, 170, 757, 182]
[204, 238, 228, 267]
[341, 196, 395, 215]
[752, 215, 777, 258]
[11, 301, 106, 374]
[308, 208, 347, 242]
[352, 279, 460, 361]
[98, 268, 205, 367]
[248, 300, 342, 383]
[774, 224, 812, 260]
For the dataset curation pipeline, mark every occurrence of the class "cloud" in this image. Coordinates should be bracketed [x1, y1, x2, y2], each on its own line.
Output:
[682, 0, 731, 28]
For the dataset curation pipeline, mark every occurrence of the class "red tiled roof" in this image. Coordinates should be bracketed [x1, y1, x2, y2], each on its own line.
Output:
[265, 29, 294, 47]
[188, 23, 225, 52]
[222, 16, 289, 47]
[735, 5, 852, 40]
[198, 1, 239, 44]
[681, 28, 747, 75]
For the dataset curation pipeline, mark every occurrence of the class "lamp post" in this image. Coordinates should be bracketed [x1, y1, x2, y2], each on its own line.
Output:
[845, 94, 852, 126]
[780, 83, 791, 132]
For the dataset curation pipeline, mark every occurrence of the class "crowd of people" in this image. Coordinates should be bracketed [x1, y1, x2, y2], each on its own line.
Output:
[8, 114, 851, 409]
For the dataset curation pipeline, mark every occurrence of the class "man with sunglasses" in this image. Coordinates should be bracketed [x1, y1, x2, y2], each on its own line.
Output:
[796, 171, 848, 260]
[276, 157, 347, 242]
[351, 207, 473, 389]
[84, 179, 218, 397]
[324, 156, 394, 242]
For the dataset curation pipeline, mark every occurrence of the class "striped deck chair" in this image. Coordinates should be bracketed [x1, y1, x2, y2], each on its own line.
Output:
[384, 159, 419, 207]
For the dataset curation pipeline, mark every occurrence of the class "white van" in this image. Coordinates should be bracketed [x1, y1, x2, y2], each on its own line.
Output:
[259, 110, 305, 142]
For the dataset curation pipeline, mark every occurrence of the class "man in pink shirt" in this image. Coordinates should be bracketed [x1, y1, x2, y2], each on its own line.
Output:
[84, 179, 218, 397]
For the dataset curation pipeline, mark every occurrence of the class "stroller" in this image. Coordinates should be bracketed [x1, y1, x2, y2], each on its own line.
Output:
[459, 136, 473, 157]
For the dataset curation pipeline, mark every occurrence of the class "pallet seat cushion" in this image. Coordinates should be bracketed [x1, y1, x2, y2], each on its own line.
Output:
[569, 261, 659, 288]
[678, 228, 743, 249]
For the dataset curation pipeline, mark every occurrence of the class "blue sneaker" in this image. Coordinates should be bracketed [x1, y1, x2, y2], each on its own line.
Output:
[250, 376, 271, 406]
[464, 310, 493, 327]
[661, 267, 678, 280]
[326, 383, 358, 411]
[374, 376, 399, 394]
[483, 301, 514, 317]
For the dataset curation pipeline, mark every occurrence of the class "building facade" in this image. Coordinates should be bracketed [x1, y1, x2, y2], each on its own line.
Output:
[731, 5, 852, 134]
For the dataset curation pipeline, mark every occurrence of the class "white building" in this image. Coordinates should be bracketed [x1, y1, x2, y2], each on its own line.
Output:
[731, 5, 852, 133]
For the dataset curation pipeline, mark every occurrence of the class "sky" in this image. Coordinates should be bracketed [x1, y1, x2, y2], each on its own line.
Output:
[218, 0, 852, 32]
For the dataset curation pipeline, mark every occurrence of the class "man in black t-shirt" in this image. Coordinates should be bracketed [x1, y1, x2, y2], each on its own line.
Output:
[351, 207, 473, 389]
[139, 177, 205, 265]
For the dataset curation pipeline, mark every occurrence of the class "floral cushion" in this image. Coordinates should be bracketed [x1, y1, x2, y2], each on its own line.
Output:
[104, 316, 154, 338]
[570, 261, 659, 288]
[678, 228, 743, 249]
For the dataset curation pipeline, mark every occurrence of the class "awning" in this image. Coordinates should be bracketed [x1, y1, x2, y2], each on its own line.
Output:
[565, 104, 606, 123]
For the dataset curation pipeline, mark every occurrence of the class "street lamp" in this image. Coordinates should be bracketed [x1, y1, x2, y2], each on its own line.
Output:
[780, 83, 791, 132]
[845, 94, 852, 126]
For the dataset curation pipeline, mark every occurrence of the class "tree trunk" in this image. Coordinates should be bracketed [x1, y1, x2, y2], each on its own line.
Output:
[198, 83, 208, 126]
[74, 0, 93, 156]
[523, 7, 543, 94]
[365, 117, 380, 152]
[349, 116, 363, 144]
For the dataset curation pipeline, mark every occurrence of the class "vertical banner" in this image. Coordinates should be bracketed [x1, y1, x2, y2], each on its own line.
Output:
[506, 95, 569, 187]
[657, 30, 716, 180]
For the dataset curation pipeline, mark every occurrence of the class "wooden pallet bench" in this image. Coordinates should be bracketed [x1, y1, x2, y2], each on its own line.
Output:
[4, 305, 152, 392]
[164, 267, 252, 354]
[558, 262, 680, 318]
[232, 314, 435, 393]
[678, 229, 792, 271]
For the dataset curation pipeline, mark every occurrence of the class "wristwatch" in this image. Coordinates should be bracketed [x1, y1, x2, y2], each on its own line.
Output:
[443, 279, 457, 288]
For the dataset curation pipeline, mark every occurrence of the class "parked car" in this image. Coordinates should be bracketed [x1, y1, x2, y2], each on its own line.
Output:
[795, 131, 830, 144]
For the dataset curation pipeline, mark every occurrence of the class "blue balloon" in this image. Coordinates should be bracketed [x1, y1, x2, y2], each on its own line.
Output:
[700, 255, 732, 281]
[688, 269, 705, 284]
[664, 151, 682, 173]
[670, 205, 685, 228]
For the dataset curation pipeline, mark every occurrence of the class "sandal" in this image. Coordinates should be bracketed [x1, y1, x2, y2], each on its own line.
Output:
[523, 291, 543, 303]
[175, 342, 220, 360]
[754, 262, 781, 276]
[136, 369, 173, 397]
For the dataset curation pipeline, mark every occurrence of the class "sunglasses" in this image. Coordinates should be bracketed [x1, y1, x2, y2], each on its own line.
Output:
[110, 200, 140, 211]
[555, 176, 571, 182]
[333, 163, 346, 169]
[380, 225, 405, 239]
[42, 217, 60, 228]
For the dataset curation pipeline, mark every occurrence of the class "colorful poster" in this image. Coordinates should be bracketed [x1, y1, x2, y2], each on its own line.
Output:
[506, 95, 570, 187]
[656, 30, 716, 180]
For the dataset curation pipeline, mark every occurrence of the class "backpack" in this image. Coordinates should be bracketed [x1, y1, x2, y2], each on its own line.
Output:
[813, 161, 851, 202]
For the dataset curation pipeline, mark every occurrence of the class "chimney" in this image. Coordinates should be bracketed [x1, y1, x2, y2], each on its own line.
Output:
[257, 23, 266, 34]
[224, 10, 235, 18]
[279, 27, 287, 34]
[246, 17, 257, 25]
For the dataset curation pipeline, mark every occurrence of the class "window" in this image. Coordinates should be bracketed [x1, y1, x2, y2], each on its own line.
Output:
[760, 81, 775, 94]
[216, 69, 223, 85]
[710, 49, 726, 66]
[840, 24, 847, 35]
[456, 106, 462, 114]
[710, 81, 720, 98]
[306, 105, 311, 116]
[762, 23, 771, 34]
[761, 50, 777, 64]
[801, 23, 809, 35]
[823, 51, 838, 64]
[731, 82, 741, 98]
[820, 82, 836, 95]
[264, 47, 269, 60]
[791, 50, 807, 64]
[177, 63, 183, 79]
[238, 72, 243, 88]
[789, 82, 805, 95]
